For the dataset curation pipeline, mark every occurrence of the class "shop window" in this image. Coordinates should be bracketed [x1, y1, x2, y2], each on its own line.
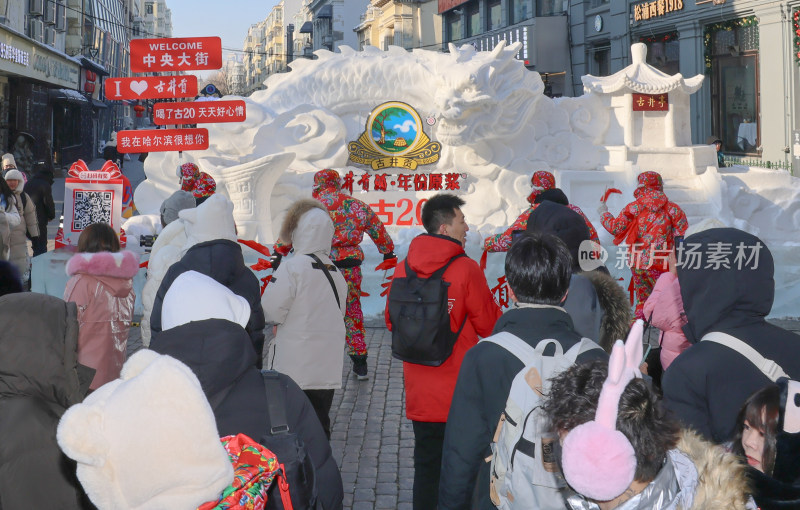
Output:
[488, 0, 502, 31]
[145, 2, 153, 15]
[446, 11, 462, 43]
[466, 4, 480, 37]
[509, 0, 533, 24]
[706, 18, 760, 155]
[640, 32, 679, 75]
[539, 0, 567, 16]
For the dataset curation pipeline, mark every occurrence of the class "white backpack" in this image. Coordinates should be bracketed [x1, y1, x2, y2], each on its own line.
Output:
[481, 331, 602, 510]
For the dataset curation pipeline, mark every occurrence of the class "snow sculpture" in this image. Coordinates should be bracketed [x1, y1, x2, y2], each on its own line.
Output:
[134, 41, 800, 318]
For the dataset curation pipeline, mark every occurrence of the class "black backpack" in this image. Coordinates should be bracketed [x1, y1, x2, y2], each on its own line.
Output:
[261, 371, 323, 510]
[388, 254, 467, 366]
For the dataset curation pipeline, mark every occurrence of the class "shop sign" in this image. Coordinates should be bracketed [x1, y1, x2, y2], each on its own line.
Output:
[0, 30, 79, 88]
[116, 128, 209, 153]
[104, 76, 198, 100]
[348, 101, 441, 170]
[632, 93, 669, 111]
[633, 0, 684, 22]
[130, 37, 222, 72]
[0, 42, 29, 66]
[152, 99, 246, 125]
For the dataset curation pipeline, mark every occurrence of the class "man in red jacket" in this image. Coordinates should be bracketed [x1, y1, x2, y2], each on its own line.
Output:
[385, 193, 501, 510]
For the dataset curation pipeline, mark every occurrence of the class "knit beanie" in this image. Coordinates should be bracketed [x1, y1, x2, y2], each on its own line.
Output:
[3, 169, 25, 192]
[1, 153, 16, 169]
[159, 190, 196, 226]
[57, 350, 233, 510]
[161, 270, 250, 331]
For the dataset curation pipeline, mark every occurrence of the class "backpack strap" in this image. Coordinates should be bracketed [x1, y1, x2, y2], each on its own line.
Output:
[261, 370, 290, 435]
[480, 331, 540, 366]
[308, 253, 341, 309]
[701, 331, 789, 382]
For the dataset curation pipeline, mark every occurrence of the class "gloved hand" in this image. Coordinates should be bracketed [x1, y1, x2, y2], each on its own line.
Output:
[597, 202, 609, 216]
[270, 253, 282, 271]
[375, 252, 397, 271]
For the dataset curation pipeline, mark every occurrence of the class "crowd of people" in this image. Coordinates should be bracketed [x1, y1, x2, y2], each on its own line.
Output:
[0, 160, 798, 510]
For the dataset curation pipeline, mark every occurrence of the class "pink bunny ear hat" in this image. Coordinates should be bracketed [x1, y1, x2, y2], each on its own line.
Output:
[561, 320, 644, 502]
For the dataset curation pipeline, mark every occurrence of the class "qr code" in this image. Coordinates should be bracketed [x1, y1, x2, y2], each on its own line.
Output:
[72, 190, 113, 231]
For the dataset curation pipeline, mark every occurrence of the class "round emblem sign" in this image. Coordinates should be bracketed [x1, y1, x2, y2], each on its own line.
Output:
[594, 15, 603, 32]
[367, 102, 423, 157]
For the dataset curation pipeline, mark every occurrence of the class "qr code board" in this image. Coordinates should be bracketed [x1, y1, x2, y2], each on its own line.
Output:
[72, 190, 114, 231]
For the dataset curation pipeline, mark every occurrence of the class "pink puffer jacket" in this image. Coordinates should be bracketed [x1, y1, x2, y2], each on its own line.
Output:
[64, 250, 139, 389]
[643, 271, 690, 370]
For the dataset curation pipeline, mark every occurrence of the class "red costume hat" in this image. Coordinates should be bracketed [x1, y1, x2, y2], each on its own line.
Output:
[527, 171, 556, 204]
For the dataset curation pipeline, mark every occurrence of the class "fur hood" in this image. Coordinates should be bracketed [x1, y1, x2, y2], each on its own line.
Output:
[677, 429, 751, 509]
[66, 250, 139, 279]
[279, 198, 327, 244]
[583, 270, 633, 351]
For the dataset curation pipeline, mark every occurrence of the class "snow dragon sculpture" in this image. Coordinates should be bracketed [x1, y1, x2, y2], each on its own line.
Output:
[135, 41, 610, 242]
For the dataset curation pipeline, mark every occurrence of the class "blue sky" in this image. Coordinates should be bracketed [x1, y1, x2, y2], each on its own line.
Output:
[166, 0, 281, 61]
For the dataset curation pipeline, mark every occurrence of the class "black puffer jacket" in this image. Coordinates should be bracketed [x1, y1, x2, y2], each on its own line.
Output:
[662, 228, 800, 443]
[22, 169, 55, 230]
[150, 319, 343, 510]
[149, 239, 266, 362]
[439, 306, 607, 510]
[0, 293, 95, 510]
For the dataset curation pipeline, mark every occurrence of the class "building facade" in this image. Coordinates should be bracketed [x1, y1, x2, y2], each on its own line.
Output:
[570, 0, 799, 166]
[354, 0, 442, 51]
[308, 0, 370, 52]
[438, 0, 571, 96]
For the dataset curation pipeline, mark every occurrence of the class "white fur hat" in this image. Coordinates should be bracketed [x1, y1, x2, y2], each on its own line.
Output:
[1, 153, 16, 169]
[162, 270, 250, 331]
[57, 350, 233, 510]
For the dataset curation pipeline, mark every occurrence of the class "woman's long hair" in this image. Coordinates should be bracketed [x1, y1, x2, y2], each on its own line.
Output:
[732, 384, 781, 476]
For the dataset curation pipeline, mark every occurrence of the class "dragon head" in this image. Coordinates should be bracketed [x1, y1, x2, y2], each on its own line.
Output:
[433, 41, 544, 146]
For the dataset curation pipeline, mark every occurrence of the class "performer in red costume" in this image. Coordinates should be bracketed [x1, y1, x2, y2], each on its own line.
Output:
[483, 170, 598, 253]
[598, 171, 688, 319]
[275, 169, 396, 380]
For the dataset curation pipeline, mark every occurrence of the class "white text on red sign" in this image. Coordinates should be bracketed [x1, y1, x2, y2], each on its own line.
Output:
[130, 37, 222, 73]
[104, 76, 198, 100]
[116, 129, 209, 153]
[153, 100, 247, 125]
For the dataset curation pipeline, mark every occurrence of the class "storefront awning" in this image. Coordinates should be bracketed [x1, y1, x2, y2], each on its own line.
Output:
[91, 98, 107, 109]
[79, 57, 109, 77]
[49, 88, 89, 104]
[299, 21, 314, 34]
[317, 5, 332, 18]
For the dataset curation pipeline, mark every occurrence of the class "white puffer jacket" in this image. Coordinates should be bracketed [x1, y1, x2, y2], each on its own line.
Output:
[140, 194, 236, 346]
[262, 202, 347, 390]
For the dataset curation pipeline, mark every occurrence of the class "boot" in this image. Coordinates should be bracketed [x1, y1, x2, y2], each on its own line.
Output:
[350, 354, 369, 381]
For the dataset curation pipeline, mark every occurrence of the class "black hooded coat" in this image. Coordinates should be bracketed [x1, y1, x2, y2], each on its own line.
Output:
[150, 319, 344, 510]
[662, 228, 800, 443]
[149, 239, 266, 362]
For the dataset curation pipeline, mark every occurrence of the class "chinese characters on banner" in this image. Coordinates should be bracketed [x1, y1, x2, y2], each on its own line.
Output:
[632, 93, 669, 111]
[104, 76, 198, 100]
[130, 37, 222, 73]
[341, 170, 466, 193]
[633, 0, 683, 22]
[153, 100, 247, 125]
[116, 128, 210, 153]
